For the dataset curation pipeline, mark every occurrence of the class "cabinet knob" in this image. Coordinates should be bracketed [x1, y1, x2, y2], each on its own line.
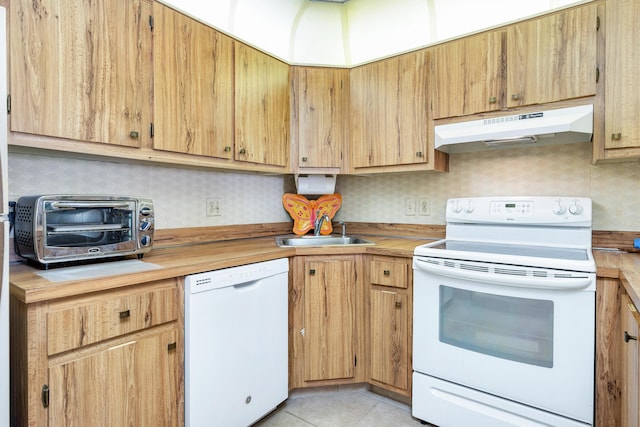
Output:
[168, 342, 177, 352]
[239, 148, 247, 154]
[224, 146, 231, 152]
[415, 151, 423, 157]
[119, 309, 131, 319]
[612, 133, 622, 140]
[301, 157, 308, 162]
[624, 331, 638, 342]
[383, 270, 391, 276]
[395, 301, 402, 308]
[129, 131, 139, 139]
[309, 269, 316, 275]
[488, 96, 497, 104]
[511, 93, 520, 101]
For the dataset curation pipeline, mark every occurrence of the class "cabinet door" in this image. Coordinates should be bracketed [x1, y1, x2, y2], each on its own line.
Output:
[10, 0, 152, 147]
[303, 258, 356, 381]
[49, 328, 179, 426]
[621, 294, 640, 427]
[507, 4, 597, 108]
[370, 288, 409, 391]
[235, 44, 289, 167]
[604, 0, 640, 150]
[350, 50, 429, 168]
[431, 31, 504, 119]
[153, 3, 234, 159]
[291, 67, 348, 170]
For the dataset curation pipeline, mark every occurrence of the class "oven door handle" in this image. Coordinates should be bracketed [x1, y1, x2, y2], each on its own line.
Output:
[413, 258, 593, 290]
[50, 201, 131, 210]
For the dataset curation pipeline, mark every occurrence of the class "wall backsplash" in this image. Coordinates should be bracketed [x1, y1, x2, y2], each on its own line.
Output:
[8, 142, 640, 231]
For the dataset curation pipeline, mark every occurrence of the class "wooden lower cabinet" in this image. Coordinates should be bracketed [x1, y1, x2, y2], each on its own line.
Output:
[368, 256, 412, 396]
[595, 276, 640, 426]
[49, 328, 179, 426]
[621, 292, 640, 426]
[10, 278, 184, 427]
[289, 255, 367, 389]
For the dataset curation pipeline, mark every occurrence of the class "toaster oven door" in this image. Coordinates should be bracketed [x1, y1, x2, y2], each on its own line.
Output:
[41, 200, 137, 259]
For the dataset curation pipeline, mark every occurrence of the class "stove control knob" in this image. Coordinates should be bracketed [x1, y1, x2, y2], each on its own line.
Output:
[553, 200, 566, 215]
[464, 201, 475, 213]
[568, 201, 583, 215]
[452, 201, 463, 214]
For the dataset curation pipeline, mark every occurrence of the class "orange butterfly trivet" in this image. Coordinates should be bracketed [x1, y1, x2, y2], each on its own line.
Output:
[282, 193, 342, 235]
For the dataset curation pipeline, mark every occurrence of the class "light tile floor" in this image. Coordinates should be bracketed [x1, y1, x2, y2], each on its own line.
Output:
[254, 385, 433, 427]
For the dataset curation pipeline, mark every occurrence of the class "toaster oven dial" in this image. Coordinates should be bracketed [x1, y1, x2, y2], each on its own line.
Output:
[140, 206, 153, 216]
[140, 221, 152, 232]
[140, 235, 151, 246]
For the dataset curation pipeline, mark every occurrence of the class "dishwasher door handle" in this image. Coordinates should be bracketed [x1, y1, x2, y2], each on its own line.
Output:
[233, 280, 262, 292]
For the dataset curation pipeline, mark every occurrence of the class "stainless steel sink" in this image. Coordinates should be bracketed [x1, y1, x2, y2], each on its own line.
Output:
[275, 235, 375, 247]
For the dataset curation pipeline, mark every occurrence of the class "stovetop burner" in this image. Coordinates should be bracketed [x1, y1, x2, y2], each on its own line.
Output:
[428, 240, 589, 261]
[414, 196, 595, 273]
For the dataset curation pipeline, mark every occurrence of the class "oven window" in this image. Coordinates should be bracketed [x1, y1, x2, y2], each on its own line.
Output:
[45, 208, 133, 247]
[439, 286, 554, 368]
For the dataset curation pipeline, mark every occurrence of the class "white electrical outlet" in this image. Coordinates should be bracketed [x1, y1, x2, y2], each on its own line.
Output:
[206, 198, 222, 216]
[419, 198, 430, 216]
[405, 198, 417, 216]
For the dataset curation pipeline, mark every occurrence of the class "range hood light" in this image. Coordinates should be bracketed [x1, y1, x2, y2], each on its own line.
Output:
[483, 136, 538, 147]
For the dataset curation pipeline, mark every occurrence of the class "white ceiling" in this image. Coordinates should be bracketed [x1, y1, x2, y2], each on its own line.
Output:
[162, 0, 590, 67]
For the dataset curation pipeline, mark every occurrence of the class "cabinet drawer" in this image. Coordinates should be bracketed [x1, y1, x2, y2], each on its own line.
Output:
[47, 285, 178, 355]
[370, 259, 407, 288]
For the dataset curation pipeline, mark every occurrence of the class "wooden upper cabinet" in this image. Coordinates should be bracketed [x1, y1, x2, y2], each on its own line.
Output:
[152, 3, 234, 159]
[431, 3, 597, 120]
[602, 0, 640, 153]
[234, 44, 290, 168]
[506, 3, 598, 108]
[431, 31, 505, 120]
[10, 0, 152, 147]
[291, 67, 348, 172]
[350, 50, 429, 169]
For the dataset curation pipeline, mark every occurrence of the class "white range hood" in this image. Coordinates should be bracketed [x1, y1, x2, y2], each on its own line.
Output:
[434, 104, 594, 153]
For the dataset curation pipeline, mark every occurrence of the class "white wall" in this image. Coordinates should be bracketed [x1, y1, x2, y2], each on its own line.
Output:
[8, 154, 294, 229]
[336, 142, 640, 232]
[9, 142, 640, 232]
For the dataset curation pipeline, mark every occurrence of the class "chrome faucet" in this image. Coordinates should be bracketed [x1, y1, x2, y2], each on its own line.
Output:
[314, 210, 330, 236]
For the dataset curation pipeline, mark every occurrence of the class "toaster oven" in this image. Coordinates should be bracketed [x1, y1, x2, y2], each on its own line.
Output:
[14, 195, 154, 266]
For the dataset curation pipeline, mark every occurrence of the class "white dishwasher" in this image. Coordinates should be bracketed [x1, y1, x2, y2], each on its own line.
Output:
[185, 258, 289, 427]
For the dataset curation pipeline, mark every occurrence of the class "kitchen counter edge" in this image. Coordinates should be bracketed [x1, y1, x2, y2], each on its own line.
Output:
[595, 250, 640, 310]
[10, 235, 434, 304]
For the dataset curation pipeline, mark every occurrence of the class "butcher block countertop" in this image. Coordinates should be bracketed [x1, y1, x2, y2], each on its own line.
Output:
[13, 220, 640, 308]
[10, 234, 436, 304]
[595, 249, 640, 310]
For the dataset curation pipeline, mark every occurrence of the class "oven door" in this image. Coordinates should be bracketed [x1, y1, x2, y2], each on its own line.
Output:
[413, 256, 595, 424]
[40, 200, 137, 261]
